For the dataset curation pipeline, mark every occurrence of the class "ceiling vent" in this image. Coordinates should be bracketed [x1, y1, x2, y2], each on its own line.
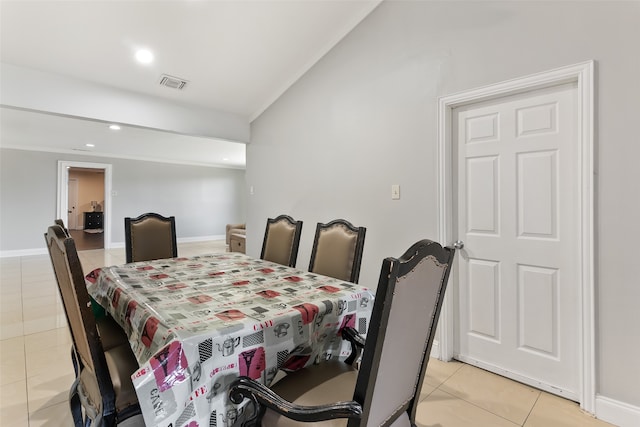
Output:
[159, 74, 188, 90]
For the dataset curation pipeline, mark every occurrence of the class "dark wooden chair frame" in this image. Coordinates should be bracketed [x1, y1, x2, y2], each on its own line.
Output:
[230, 239, 455, 427]
[124, 212, 177, 263]
[260, 214, 304, 267]
[308, 219, 366, 283]
[45, 224, 141, 426]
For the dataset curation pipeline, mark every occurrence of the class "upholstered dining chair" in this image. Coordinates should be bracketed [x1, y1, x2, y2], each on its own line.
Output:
[260, 215, 304, 267]
[124, 212, 177, 263]
[45, 224, 144, 427]
[52, 219, 132, 375]
[229, 239, 455, 427]
[308, 219, 366, 283]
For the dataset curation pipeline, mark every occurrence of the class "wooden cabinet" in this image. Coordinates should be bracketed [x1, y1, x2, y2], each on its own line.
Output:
[84, 212, 103, 230]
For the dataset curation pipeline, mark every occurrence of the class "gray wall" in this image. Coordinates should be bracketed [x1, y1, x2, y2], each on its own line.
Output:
[247, 0, 639, 412]
[0, 148, 246, 252]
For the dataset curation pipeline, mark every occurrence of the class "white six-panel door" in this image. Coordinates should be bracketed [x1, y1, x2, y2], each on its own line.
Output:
[453, 82, 580, 399]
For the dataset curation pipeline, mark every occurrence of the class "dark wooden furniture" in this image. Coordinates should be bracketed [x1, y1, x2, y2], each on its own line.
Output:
[229, 239, 455, 427]
[84, 211, 103, 230]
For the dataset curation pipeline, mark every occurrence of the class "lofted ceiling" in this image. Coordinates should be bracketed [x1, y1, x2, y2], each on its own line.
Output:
[0, 0, 382, 167]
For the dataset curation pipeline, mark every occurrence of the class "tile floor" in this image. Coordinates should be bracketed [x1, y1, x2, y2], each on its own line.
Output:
[0, 240, 615, 426]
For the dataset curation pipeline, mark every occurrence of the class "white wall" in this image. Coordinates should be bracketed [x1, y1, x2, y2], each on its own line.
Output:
[247, 0, 640, 421]
[0, 148, 246, 253]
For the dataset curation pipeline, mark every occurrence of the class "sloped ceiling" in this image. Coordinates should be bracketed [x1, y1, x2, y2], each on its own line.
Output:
[0, 0, 382, 167]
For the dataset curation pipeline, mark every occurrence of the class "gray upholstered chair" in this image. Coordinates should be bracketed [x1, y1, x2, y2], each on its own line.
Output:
[45, 224, 144, 427]
[125, 213, 177, 263]
[308, 219, 366, 283]
[260, 215, 303, 267]
[229, 239, 455, 427]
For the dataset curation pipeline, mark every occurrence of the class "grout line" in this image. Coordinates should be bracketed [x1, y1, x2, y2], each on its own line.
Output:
[434, 388, 523, 426]
[522, 392, 542, 426]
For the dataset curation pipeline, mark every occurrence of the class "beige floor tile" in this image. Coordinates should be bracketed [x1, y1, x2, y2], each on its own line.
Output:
[524, 392, 615, 427]
[24, 328, 72, 354]
[0, 308, 24, 340]
[0, 336, 26, 386]
[416, 389, 519, 427]
[20, 254, 52, 268]
[0, 276, 21, 294]
[423, 357, 465, 387]
[21, 280, 57, 300]
[0, 380, 29, 427]
[20, 271, 55, 285]
[0, 292, 24, 339]
[439, 364, 540, 425]
[0, 256, 21, 273]
[78, 250, 127, 273]
[418, 381, 437, 402]
[0, 291, 22, 308]
[22, 311, 65, 336]
[26, 370, 75, 414]
[28, 400, 74, 427]
[21, 293, 59, 313]
[25, 342, 75, 379]
[21, 264, 54, 283]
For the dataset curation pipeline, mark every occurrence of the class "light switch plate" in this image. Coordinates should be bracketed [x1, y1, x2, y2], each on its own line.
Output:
[391, 184, 400, 200]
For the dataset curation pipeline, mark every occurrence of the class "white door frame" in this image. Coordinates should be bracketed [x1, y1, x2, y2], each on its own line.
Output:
[57, 160, 113, 249]
[436, 61, 595, 412]
[67, 178, 79, 230]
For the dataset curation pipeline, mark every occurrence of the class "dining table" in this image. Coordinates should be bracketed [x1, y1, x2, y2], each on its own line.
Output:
[85, 252, 374, 427]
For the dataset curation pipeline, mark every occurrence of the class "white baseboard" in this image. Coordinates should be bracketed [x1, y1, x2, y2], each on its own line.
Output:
[430, 339, 440, 358]
[0, 248, 48, 258]
[0, 235, 226, 258]
[110, 235, 225, 248]
[595, 395, 640, 427]
[177, 234, 225, 243]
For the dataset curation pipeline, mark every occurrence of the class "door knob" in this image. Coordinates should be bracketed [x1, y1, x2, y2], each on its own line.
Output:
[453, 240, 464, 250]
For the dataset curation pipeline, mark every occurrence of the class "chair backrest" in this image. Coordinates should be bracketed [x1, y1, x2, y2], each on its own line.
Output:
[54, 218, 69, 235]
[124, 213, 177, 263]
[260, 215, 303, 267]
[308, 219, 366, 283]
[350, 239, 455, 427]
[44, 225, 117, 411]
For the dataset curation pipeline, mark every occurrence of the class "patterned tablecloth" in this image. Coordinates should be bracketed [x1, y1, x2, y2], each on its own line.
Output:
[86, 252, 374, 427]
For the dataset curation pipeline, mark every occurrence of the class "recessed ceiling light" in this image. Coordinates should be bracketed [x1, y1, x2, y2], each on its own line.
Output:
[86, 143, 95, 147]
[135, 49, 154, 64]
[223, 158, 229, 161]
[109, 124, 121, 131]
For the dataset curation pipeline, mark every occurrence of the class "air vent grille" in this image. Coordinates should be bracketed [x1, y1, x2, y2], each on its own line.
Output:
[159, 74, 188, 90]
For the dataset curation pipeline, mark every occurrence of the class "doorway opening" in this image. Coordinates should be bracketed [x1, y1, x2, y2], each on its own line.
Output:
[57, 161, 113, 250]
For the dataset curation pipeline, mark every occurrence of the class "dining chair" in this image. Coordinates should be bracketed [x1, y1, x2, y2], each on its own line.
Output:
[45, 224, 144, 426]
[308, 219, 366, 283]
[124, 212, 177, 263]
[229, 239, 455, 427]
[52, 219, 132, 375]
[260, 215, 304, 267]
